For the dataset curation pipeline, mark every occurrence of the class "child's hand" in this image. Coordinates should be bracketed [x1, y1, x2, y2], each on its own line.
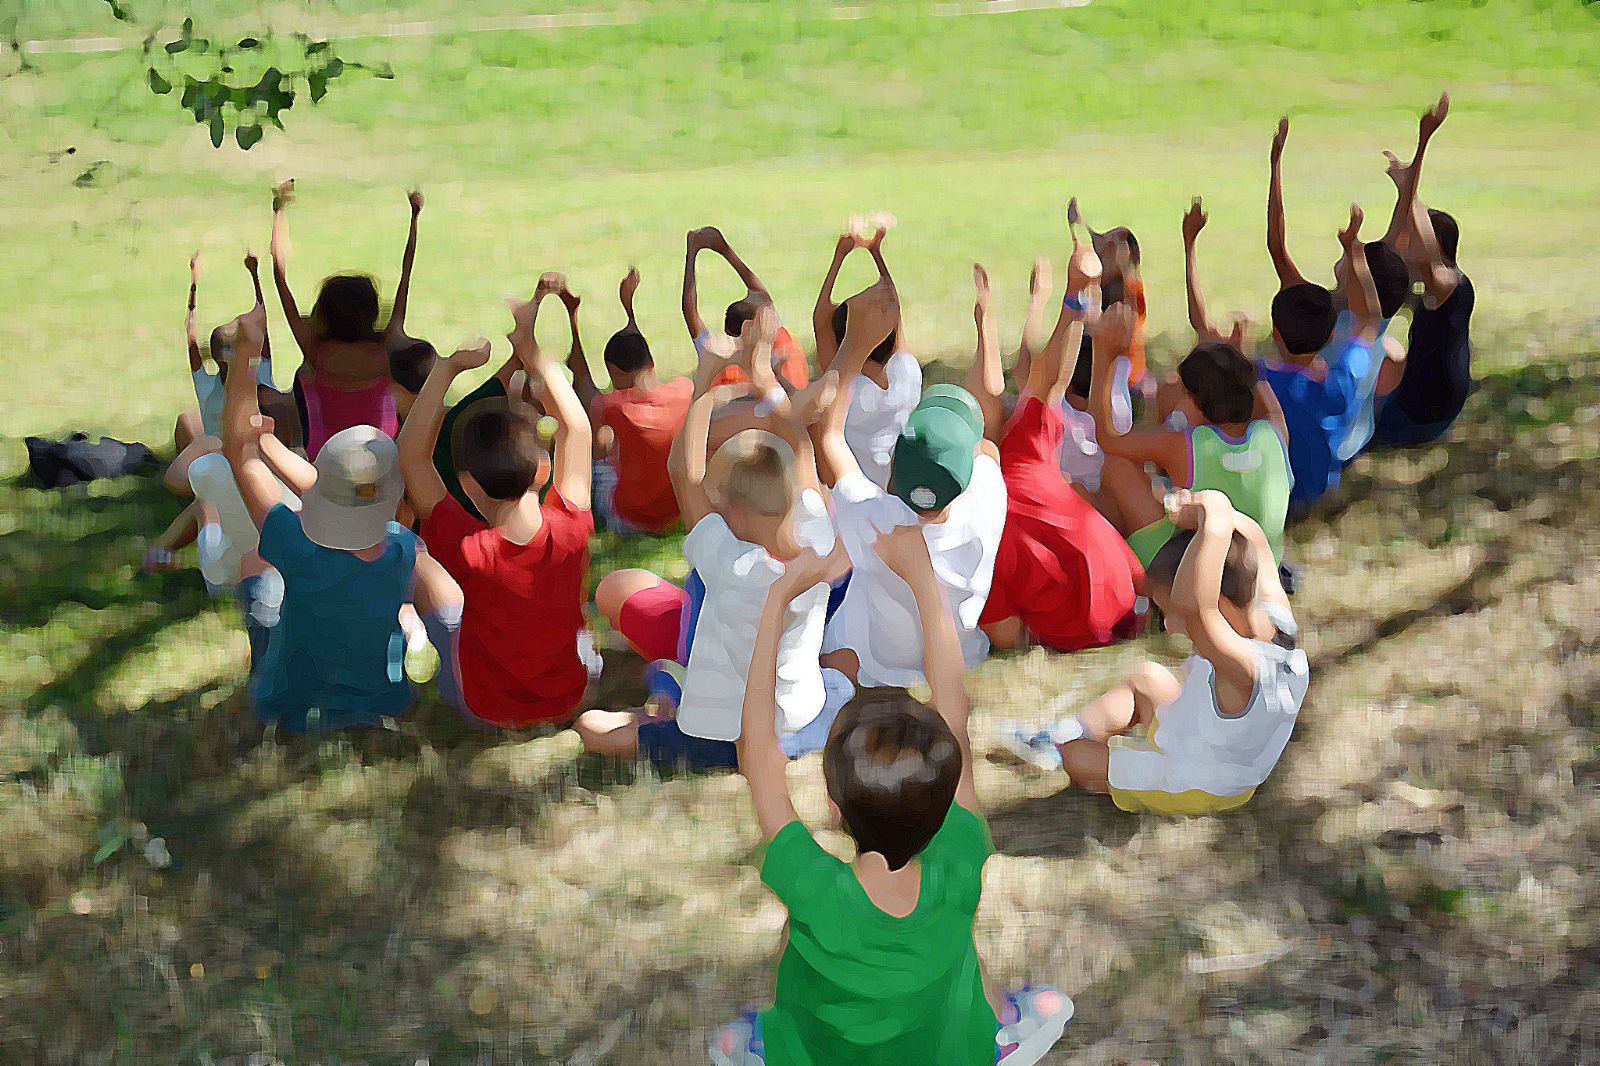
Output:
[1163, 488, 1205, 530]
[244, 248, 259, 275]
[1337, 202, 1364, 250]
[558, 279, 581, 316]
[687, 226, 727, 254]
[776, 544, 850, 602]
[866, 212, 895, 250]
[1270, 117, 1289, 163]
[450, 338, 492, 373]
[234, 304, 267, 361]
[1090, 301, 1137, 358]
[972, 263, 990, 326]
[190, 250, 201, 282]
[1182, 196, 1207, 246]
[1030, 255, 1053, 302]
[744, 304, 782, 392]
[272, 177, 296, 211]
[245, 413, 276, 443]
[1419, 90, 1449, 140]
[696, 331, 739, 379]
[408, 188, 424, 215]
[873, 523, 932, 584]
[1066, 236, 1102, 293]
[535, 271, 568, 301]
[506, 297, 540, 356]
[1066, 196, 1082, 228]
[619, 266, 640, 307]
[842, 277, 899, 353]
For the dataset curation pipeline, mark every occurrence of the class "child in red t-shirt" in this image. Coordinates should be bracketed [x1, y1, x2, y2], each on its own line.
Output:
[397, 273, 598, 728]
[568, 268, 693, 535]
[682, 226, 810, 390]
[967, 255, 1144, 654]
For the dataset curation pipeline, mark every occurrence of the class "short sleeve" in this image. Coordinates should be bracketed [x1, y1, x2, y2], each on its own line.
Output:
[923, 804, 993, 892]
[257, 503, 310, 568]
[420, 493, 479, 575]
[542, 489, 596, 553]
[760, 820, 840, 912]
[833, 472, 883, 507]
[683, 513, 740, 577]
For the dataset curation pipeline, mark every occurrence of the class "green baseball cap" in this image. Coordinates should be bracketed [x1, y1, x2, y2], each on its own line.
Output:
[888, 386, 983, 514]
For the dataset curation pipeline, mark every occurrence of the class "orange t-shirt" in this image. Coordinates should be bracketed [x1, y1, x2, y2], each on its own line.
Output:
[1124, 276, 1149, 384]
[593, 376, 695, 532]
[708, 327, 811, 390]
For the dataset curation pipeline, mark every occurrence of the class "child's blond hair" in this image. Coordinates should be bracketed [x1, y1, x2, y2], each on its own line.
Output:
[707, 429, 796, 517]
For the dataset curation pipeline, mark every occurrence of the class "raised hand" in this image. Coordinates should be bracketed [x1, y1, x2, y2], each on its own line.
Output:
[190, 249, 201, 282]
[687, 226, 727, 254]
[243, 248, 259, 275]
[1270, 117, 1290, 163]
[842, 276, 899, 353]
[1419, 90, 1449, 141]
[1030, 255, 1053, 302]
[972, 262, 991, 326]
[619, 266, 640, 309]
[775, 543, 851, 601]
[873, 523, 933, 584]
[408, 188, 424, 215]
[1090, 300, 1137, 357]
[535, 270, 568, 301]
[866, 211, 895, 251]
[450, 337, 493, 373]
[1337, 202, 1365, 249]
[272, 177, 296, 211]
[1382, 149, 1411, 190]
[506, 296, 540, 356]
[1182, 196, 1208, 246]
[235, 303, 268, 361]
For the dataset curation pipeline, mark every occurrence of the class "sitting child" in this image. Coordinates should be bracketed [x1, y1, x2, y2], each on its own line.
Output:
[1373, 92, 1474, 448]
[1086, 199, 1294, 567]
[1070, 197, 1147, 429]
[713, 524, 1072, 1065]
[963, 259, 1144, 653]
[569, 267, 695, 534]
[1257, 203, 1384, 514]
[813, 222, 922, 489]
[397, 275, 599, 730]
[1001, 489, 1309, 817]
[577, 308, 847, 770]
[683, 225, 810, 389]
[221, 292, 459, 733]
[818, 277, 1007, 688]
[271, 179, 399, 459]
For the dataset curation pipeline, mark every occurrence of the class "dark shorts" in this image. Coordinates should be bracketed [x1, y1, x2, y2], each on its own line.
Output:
[1370, 395, 1455, 449]
[637, 718, 740, 771]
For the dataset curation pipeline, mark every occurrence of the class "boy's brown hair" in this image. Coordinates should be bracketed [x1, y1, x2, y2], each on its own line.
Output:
[1146, 528, 1258, 609]
[822, 689, 962, 871]
[458, 408, 548, 501]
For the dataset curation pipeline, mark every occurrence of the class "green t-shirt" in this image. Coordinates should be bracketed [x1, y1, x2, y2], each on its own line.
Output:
[759, 805, 997, 1066]
[432, 374, 508, 523]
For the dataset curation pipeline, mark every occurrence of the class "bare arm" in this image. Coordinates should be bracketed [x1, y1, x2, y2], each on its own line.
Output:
[965, 264, 1005, 443]
[710, 228, 769, 299]
[186, 251, 203, 372]
[875, 526, 979, 813]
[1089, 304, 1188, 471]
[1183, 197, 1216, 337]
[1253, 377, 1290, 446]
[242, 250, 276, 381]
[668, 340, 741, 531]
[387, 189, 423, 341]
[816, 279, 898, 487]
[258, 433, 317, 496]
[397, 340, 491, 521]
[1337, 204, 1381, 341]
[1166, 490, 1261, 697]
[681, 230, 710, 340]
[513, 277, 593, 511]
[557, 277, 601, 414]
[1267, 118, 1306, 287]
[220, 300, 283, 530]
[269, 179, 318, 363]
[813, 232, 859, 371]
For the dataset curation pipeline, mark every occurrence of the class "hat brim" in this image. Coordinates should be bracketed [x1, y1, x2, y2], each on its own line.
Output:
[300, 480, 403, 551]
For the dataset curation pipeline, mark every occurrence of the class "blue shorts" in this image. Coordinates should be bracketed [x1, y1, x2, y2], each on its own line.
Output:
[641, 669, 855, 772]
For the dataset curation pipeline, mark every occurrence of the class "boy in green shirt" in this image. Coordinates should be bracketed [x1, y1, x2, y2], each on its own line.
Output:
[717, 278, 1073, 1066]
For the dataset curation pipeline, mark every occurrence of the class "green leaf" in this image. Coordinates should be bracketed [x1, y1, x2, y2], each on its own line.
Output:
[208, 111, 224, 148]
[238, 37, 260, 49]
[307, 71, 327, 102]
[306, 39, 330, 55]
[165, 37, 189, 54]
[147, 68, 171, 95]
[324, 56, 344, 78]
[236, 123, 263, 150]
[92, 825, 130, 865]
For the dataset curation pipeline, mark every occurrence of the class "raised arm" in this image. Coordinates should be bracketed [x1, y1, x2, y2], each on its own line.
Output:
[186, 251, 203, 372]
[220, 297, 283, 530]
[1267, 118, 1306, 287]
[681, 228, 712, 340]
[243, 249, 275, 378]
[1164, 489, 1260, 698]
[813, 230, 862, 371]
[874, 525, 979, 814]
[1337, 204, 1381, 340]
[668, 336, 741, 530]
[1183, 197, 1217, 338]
[269, 179, 318, 362]
[816, 277, 898, 487]
[512, 275, 593, 511]
[387, 189, 424, 342]
[1089, 304, 1187, 471]
[965, 264, 1005, 443]
[397, 339, 492, 521]
[567, 270, 618, 416]
[708, 227, 769, 299]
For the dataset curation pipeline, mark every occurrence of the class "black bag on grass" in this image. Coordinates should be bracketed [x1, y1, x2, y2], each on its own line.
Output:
[25, 433, 157, 488]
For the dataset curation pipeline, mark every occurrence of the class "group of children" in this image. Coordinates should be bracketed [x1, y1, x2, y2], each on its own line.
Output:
[144, 95, 1471, 1063]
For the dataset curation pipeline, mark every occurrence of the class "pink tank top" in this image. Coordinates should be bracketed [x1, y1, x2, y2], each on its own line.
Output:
[302, 375, 398, 459]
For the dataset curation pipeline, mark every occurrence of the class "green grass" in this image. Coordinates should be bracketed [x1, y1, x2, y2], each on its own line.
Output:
[3, 0, 1600, 1061]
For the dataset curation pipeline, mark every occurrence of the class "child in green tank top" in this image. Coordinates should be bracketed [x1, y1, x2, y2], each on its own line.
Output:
[1086, 199, 1293, 568]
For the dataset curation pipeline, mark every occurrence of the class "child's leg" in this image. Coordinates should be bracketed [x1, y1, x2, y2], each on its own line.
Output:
[1059, 739, 1112, 792]
[596, 568, 685, 662]
[174, 409, 203, 453]
[1095, 456, 1165, 538]
[572, 708, 648, 757]
[143, 499, 202, 570]
[981, 615, 1027, 652]
[1077, 661, 1181, 740]
[164, 435, 221, 496]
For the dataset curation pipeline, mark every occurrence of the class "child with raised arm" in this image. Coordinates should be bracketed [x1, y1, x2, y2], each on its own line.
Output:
[1258, 203, 1383, 512]
[271, 179, 398, 458]
[222, 286, 457, 733]
[1373, 92, 1474, 448]
[961, 260, 1143, 655]
[813, 221, 922, 488]
[712, 524, 1072, 1066]
[818, 279, 1006, 688]
[384, 188, 440, 425]
[570, 267, 694, 534]
[397, 275, 598, 729]
[1085, 200, 1294, 568]
[683, 226, 810, 389]
[1000, 490, 1309, 816]
[575, 308, 847, 770]
[1267, 119, 1410, 462]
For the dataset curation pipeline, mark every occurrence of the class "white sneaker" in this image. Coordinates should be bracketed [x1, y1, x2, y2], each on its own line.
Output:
[997, 985, 1075, 1065]
[995, 722, 1064, 772]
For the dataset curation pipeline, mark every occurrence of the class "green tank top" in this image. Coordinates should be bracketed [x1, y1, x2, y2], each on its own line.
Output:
[1126, 420, 1293, 567]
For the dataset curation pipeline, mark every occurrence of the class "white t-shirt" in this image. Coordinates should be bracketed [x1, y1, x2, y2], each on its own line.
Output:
[676, 489, 836, 742]
[822, 455, 1005, 688]
[844, 350, 922, 489]
[188, 451, 300, 593]
[1058, 401, 1104, 493]
[1108, 604, 1309, 797]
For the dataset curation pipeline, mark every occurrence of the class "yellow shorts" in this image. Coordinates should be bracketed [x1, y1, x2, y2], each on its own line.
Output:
[1109, 784, 1257, 816]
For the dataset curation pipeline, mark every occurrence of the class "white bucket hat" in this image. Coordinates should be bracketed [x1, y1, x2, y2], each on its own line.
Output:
[301, 426, 403, 551]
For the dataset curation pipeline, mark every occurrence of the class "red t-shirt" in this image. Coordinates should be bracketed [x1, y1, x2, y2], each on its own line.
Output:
[593, 376, 694, 532]
[710, 327, 811, 390]
[980, 397, 1144, 651]
[421, 492, 594, 726]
